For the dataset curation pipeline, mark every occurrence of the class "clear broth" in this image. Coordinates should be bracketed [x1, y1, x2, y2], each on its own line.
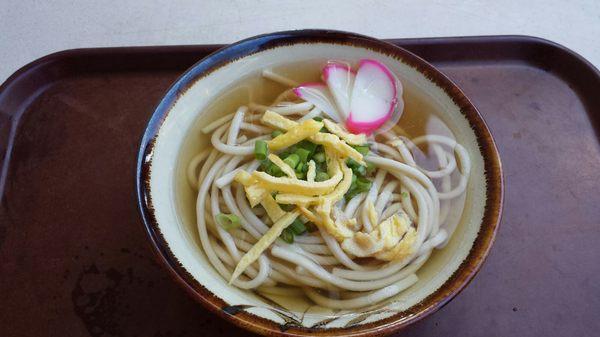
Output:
[175, 59, 466, 312]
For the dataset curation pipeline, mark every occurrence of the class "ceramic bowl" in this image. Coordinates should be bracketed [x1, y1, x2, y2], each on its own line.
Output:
[136, 29, 503, 336]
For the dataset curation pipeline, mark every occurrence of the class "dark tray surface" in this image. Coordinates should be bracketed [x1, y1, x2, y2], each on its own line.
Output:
[1, 36, 599, 337]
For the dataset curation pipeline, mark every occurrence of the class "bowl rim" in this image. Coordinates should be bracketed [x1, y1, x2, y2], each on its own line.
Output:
[136, 29, 504, 337]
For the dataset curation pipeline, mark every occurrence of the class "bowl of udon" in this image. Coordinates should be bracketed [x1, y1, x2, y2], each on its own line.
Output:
[137, 30, 503, 336]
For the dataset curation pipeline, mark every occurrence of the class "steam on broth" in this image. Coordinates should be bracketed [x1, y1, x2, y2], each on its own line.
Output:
[181, 59, 470, 310]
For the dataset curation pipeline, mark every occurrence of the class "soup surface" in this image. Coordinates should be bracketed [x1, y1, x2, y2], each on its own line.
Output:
[175, 59, 469, 312]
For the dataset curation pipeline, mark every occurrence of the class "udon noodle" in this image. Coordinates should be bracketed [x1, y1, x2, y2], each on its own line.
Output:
[186, 66, 470, 310]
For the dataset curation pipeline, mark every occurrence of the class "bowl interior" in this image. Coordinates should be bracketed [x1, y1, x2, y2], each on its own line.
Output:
[146, 41, 489, 329]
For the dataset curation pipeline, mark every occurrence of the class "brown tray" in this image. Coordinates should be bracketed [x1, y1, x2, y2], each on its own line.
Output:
[1, 36, 599, 337]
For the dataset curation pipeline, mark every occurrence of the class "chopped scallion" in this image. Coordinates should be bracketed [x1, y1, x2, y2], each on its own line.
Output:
[215, 213, 241, 230]
[289, 219, 307, 235]
[298, 140, 318, 155]
[353, 165, 367, 176]
[346, 158, 360, 169]
[283, 153, 300, 169]
[295, 148, 311, 164]
[266, 164, 284, 177]
[355, 176, 372, 191]
[280, 228, 294, 243]
[254, 140, 268, 161]
[313, 152, 326, 163]
[315, 171, 330, 182]
[352, 144, 370, 155]
[259, 159, 271, 171]
[366, 161, 376, 175]
[301, 162, 309, 173]
[344, 175, 372, 200]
